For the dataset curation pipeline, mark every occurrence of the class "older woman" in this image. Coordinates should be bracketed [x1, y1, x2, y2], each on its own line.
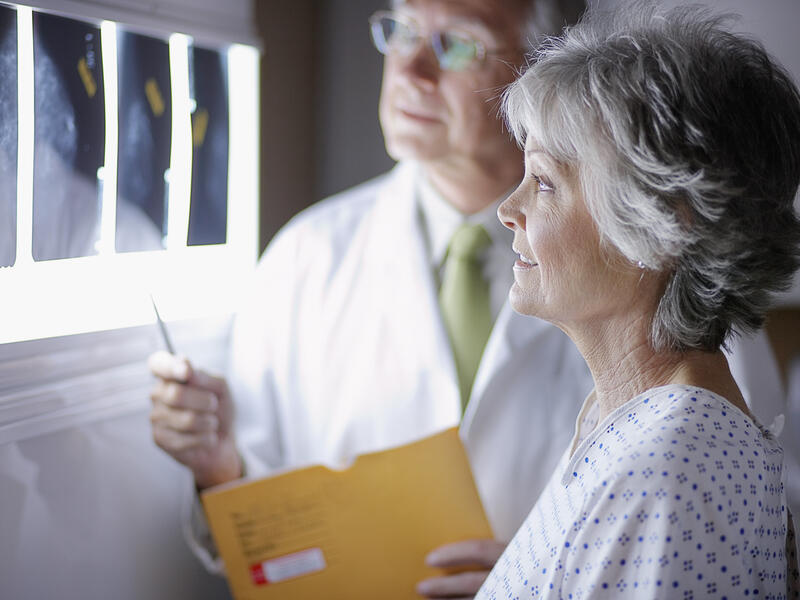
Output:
[477, 3, 800, 598]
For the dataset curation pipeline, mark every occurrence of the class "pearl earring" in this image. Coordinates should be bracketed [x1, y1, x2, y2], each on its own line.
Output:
[637, 260, 646, 269]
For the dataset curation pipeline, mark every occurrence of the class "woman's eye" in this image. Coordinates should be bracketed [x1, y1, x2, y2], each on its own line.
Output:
[532, 174, 554, 192]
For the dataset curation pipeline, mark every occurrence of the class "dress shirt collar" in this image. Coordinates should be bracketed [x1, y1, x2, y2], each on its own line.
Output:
[416, 169, 513, 269]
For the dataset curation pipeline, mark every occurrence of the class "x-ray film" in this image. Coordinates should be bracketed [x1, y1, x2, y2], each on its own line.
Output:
[187, 45, 228, 246]
[0, 5, 16, 267]
[32, 13, 104, 261]
[115, 29, 171, 252]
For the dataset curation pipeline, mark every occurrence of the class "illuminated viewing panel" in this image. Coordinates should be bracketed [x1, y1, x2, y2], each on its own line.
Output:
[1, 3, 260, 343]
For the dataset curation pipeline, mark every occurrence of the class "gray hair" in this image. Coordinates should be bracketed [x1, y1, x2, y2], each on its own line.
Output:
[503, 1, 800, 352]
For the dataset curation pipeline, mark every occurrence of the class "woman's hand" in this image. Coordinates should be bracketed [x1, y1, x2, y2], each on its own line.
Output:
[416, 538, 506, 599]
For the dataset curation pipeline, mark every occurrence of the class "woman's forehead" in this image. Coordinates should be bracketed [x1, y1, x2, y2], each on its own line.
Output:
[524, 136, 551, 160]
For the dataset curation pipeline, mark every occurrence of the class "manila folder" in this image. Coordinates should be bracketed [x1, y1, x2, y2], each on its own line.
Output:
[201, 427, 493, 599]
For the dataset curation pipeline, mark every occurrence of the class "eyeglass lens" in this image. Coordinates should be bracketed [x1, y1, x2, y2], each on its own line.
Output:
[370, 14, 480, 72]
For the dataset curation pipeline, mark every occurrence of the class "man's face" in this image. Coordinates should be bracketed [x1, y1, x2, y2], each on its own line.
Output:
[378, 0, 525, 169]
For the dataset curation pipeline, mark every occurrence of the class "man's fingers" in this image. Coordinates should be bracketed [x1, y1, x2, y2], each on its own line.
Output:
[147, 355, 238, 485]
[150, 403, 219, 434]
[416, 571, 490, 598]
[151, 380, 218, 412]
[425, 539, 506, 568]
[151, 422, 218, 453]
[148, 351, 192, 382]
[188, 369, 229, 400]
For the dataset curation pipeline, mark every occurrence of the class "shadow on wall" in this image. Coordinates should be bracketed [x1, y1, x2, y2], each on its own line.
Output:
[314, 0, 393, 201]
[0, 421, 233, 600]
[256, 0, 392, 253]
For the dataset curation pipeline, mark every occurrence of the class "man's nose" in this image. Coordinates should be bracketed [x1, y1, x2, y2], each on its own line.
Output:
[398, 38, 440, 89]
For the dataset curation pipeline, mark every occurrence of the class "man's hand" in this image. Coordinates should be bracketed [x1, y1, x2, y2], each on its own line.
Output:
[416, 538, 505, 599]
[148, 351, 242, 489]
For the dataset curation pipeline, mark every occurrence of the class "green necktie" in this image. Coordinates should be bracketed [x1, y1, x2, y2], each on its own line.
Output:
[439, 223, 493, 413]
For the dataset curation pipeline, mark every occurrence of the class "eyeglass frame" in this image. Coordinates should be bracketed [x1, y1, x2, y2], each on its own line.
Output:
[368, 10, 518, 72]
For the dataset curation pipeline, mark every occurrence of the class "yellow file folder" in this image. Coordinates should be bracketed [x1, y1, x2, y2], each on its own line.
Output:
[201, 427, 492, 599]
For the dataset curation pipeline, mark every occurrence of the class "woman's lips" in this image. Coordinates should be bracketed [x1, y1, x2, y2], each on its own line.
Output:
[514, 253, 538, 269]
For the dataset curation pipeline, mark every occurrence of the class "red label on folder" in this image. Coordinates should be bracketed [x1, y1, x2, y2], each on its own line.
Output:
[249, 548, 326, 586]
[249, 563, 268, 586]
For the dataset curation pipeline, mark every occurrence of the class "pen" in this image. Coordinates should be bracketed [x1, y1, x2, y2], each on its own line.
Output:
[150, 294, 176, 354]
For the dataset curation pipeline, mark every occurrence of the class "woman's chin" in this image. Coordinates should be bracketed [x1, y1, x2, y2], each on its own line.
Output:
[509, 286, 544, 318]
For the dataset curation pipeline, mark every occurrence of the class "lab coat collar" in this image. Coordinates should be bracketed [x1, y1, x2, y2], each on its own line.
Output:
[461, 303, 560, 434]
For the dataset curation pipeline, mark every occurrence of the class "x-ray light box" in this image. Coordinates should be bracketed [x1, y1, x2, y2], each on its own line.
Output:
[0, 3, 259, 344]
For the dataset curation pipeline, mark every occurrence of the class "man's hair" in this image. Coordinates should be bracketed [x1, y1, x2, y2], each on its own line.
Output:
[503, 1, 800, 352]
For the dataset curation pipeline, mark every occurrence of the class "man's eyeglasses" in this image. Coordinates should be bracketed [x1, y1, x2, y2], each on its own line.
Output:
[368, 11, 510, 72]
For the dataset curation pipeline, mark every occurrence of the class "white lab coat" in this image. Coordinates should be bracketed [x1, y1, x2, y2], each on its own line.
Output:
[187, 161, 789, 568]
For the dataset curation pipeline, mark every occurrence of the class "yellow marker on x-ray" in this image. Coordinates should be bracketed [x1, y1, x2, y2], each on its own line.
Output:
[192, 108, 209, 147]
[77, 57, 97, 97]
[145, 78, 165, 117]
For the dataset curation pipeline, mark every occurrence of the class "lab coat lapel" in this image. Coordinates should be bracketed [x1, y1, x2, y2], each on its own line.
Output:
[366, 163, 462, 426]
[462, 302, 556, 434]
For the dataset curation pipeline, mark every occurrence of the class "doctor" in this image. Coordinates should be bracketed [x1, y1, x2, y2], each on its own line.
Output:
[148, 0, 784, 596]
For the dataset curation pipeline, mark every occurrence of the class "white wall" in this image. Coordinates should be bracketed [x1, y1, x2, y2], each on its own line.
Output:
[0, 319, 235, 600]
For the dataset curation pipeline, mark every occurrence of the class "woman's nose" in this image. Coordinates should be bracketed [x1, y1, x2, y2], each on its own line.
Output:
[498, 189, 526, 232]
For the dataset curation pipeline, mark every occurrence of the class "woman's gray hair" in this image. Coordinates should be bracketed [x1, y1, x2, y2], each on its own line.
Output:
[503, 1, 800, 352]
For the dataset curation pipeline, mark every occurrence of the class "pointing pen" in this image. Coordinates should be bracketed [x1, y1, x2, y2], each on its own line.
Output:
[150, 294, 176, 355]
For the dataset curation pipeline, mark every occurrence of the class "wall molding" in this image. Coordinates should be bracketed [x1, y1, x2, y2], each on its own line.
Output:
[0, 315, 231, 444]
